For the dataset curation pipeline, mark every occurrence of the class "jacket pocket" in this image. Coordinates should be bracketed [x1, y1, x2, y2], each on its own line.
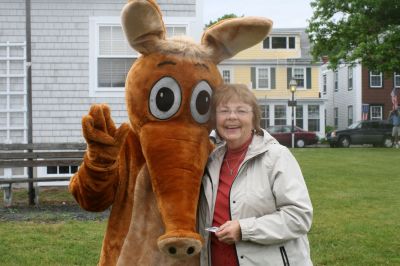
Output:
[279, 246, 290, 266]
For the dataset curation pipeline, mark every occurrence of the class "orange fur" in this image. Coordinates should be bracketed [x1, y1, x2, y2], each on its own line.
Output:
[70, 53, 221, 265]
[69, 0, 272, 265]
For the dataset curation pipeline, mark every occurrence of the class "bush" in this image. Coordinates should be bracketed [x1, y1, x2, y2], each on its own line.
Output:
[325, 125, 335, 133]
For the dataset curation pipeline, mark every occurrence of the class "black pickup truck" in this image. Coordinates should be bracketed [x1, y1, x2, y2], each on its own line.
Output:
[326, 120, 393, 148]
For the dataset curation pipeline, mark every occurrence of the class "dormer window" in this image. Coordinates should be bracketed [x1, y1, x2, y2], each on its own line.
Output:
[263, 36, 295, 49]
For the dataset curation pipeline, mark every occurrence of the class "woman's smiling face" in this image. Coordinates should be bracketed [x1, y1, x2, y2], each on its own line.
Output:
[215, 97, 254, 149]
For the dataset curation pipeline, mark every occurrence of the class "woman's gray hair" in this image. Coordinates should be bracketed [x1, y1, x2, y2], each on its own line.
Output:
[211, 83, 263, 135]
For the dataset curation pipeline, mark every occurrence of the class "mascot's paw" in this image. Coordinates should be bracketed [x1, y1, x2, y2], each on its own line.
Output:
[82, 104, 130, 166]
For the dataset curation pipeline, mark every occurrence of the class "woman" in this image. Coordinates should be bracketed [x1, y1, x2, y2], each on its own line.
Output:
[199, 84, 313, 266]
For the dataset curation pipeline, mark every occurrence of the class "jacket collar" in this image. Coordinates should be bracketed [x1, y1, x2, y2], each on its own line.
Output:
[209, 129, 279, 161]
[206, 129, 279, 184]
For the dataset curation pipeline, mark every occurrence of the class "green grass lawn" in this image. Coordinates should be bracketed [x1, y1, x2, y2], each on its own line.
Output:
[292, 148, 400, 266]
[1, 148, 399, 265]
[0, 221, 105, 266]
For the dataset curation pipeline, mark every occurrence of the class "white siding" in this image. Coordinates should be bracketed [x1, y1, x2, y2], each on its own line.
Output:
[0, 1, 26, 43]
[0, 0, 200, 143]
[322, 63, 362, 130]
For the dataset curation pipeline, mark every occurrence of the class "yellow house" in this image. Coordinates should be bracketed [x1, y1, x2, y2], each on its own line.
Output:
[218, 28, 325, 136]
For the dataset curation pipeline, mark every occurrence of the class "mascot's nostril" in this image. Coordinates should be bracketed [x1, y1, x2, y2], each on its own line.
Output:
[187, 246, 195, 255]
[158, 235, 202, 258]
[168, 247, 177, 254]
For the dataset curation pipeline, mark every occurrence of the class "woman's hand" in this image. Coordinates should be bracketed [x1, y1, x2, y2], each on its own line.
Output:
[215, 220, 242, 245]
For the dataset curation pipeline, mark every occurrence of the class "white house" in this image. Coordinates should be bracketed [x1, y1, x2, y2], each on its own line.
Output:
[321, 61, 399, 130]
[0, 0, 204, 182]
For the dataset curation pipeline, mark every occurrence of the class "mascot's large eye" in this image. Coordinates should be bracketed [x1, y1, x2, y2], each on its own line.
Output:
[149, 77, 182, 120]
[190, 81, 212, 123]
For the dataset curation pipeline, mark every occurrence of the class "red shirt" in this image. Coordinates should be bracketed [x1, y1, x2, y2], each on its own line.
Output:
[211, 137, 252, 266]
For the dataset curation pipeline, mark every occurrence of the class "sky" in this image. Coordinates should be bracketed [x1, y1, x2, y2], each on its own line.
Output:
[203, 0, 314, 29]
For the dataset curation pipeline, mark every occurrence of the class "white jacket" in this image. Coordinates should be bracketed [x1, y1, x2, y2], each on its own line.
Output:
[198, 129, 313, 266]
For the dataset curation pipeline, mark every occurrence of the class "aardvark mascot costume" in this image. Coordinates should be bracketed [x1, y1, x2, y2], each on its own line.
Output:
[69, 0, 272, 265]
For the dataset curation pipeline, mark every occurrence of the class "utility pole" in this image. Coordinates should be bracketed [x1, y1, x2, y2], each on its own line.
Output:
[26, 0, 35, 205]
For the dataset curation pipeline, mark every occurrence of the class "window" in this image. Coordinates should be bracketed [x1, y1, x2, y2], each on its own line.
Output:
[334, 107, 339, 128]
[394, 72, 400, 87]
[263, 36, 295, 49]
[166, 26, 186, 37]
[288, 67, 311, 89]
[348, 105, 353, 126]
[219, 68, 232, 83]
[272, 37, 286, 48]
[251, 67, 275, 89]
[0, 167, 26, 180]
[46, 165, 78, 175]
[370, 105, 382, 120]
[369, 71, 382, 88]
[258, 68, 269, 89]
[89, 18, 187, 97]
[256, 67, 271, 89]
[308, 105, 320, 131]
[334, 71, 338, 92]
[322, 74, 327, 94]
[296, 105, 303, 129]
[260, 104, 269, 129]
[222, 70, 231, 83]
[96, 24, 138, 91]
[36, 165, 78, 186]
[274, 105, 286, 125]
[293, 67, 305, 88]
[348, 67, 353, 90]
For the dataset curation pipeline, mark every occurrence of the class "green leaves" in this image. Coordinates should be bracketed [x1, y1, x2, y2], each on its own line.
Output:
[307, 0, 400, 73]
[204, 13, 243, 28]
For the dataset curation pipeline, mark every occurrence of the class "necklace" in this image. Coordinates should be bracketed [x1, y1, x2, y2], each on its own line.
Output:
[225, 150, 247, 176]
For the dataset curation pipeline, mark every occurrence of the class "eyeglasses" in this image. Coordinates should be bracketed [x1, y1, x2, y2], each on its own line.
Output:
[216, 109, 253, 117]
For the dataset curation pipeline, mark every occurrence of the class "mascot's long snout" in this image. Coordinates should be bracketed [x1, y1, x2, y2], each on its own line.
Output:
[140, 122, 212, 258]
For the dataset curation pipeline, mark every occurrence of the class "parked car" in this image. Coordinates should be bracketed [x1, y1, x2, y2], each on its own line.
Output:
[267, 125, 319, 148]
[326, 120, 393, 148]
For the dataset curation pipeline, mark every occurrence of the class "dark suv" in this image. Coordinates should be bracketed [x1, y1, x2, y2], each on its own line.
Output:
[326, 120, 393, 148]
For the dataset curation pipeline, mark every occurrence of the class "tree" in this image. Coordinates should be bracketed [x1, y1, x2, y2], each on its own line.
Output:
[205, 13, 242, 28]
[307, 0, 400, 73]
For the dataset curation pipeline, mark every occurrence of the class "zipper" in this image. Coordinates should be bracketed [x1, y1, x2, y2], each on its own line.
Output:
[206, 167, 216, 226]
[208, 146, 265, 265]
[204, 168, 213, 266]
[228, 157, 251, 266]
[279, 246, 290, 266]
[227, 151, 265, 265]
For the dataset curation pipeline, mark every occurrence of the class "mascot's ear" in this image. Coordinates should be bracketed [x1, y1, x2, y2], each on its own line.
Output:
[121, 0, 166, 55]
[202, 17, 273, 64]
